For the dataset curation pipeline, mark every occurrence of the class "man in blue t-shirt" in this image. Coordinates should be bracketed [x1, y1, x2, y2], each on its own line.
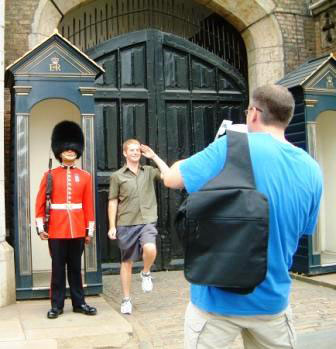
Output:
[163, 84, 322, 348]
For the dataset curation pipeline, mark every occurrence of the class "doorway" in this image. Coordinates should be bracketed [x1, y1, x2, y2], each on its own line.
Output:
[90, 30, 247, 270]
[29, 99, 81, 287]
[316, 110, 336, 265]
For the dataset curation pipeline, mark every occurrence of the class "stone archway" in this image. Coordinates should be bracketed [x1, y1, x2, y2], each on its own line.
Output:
[29, 0, 284, 93]
[194, 0, 284, 92]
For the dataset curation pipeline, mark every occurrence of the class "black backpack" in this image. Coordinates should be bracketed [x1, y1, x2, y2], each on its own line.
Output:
[175, 130, 269, 294]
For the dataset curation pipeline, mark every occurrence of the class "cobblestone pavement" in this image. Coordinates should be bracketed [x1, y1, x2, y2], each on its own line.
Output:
[103, 271, 336, 349]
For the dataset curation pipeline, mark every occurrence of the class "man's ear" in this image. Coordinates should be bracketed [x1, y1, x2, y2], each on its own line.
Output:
[251, 108, 259, 124]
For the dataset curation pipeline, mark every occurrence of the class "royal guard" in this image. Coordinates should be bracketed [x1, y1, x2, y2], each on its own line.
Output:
[35, 120, 97, 319]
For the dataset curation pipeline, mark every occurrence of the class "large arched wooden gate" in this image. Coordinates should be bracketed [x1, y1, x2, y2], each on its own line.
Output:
[88, 29, 247, 271]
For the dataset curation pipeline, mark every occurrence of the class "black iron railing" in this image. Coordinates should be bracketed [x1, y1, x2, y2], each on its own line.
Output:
[59, 0, 247, 79]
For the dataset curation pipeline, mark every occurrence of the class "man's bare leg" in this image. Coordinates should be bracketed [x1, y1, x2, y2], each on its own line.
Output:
[142, 243, 157, 273]
[140, 243, 156, 293]
[120, 260, 133, 298]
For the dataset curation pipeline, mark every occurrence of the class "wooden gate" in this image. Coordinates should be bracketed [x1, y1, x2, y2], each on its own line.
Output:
[88, 29, 247, 271]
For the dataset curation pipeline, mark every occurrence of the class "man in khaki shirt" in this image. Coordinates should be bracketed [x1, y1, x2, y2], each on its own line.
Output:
[108, 139, 169, 314]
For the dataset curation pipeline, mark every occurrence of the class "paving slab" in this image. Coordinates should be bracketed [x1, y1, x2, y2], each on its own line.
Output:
[298, 328, 336, 348]
[2, 271, 336, 349]
[58, 333, 132, 349]
[0, 295, 133, 349]
[0, 339, 58, 349]
[0, 302, 20, 321]
[103, 271, 336, 349]
[0, 319, 25, 342]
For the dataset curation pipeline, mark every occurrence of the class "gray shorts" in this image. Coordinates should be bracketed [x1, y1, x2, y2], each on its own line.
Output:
[116, 223, 158, 262]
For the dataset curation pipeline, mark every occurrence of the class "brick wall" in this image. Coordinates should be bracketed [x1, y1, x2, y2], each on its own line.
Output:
[273, 0, 316, 73]
[4, 0, 40, 231]
[274, 0, 336, 71]
[3, 0, 324, 88]
[5, 0, 40, 66]
[4, 0, 321, 75]
[0, 0, 5, 241]
[275, 0, 309, 13]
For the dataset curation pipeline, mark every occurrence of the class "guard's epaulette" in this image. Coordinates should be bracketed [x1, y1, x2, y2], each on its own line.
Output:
[79, 168, 91, 175]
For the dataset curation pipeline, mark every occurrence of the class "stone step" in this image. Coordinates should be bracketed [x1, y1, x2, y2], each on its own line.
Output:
[0, 296, 133, 349]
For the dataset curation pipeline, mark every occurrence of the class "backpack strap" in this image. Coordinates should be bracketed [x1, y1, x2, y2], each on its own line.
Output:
[201, 130, 256, 190]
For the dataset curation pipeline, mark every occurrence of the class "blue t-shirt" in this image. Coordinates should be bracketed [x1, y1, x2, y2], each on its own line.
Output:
[180, 132, 323, 316]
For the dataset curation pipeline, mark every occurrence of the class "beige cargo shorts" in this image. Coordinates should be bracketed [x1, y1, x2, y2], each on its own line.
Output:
[184, 302, 296, 349]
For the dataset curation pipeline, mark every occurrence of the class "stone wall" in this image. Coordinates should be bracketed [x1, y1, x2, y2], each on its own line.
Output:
[4, 1, 329, 85]
[1, 0, 5, 243]
[4, 0, 40, 232]
[273, 0, 316, 72]
[5, 0, 40, 65]
[4, 0, 319, 89]
[274, 10, 315, 72]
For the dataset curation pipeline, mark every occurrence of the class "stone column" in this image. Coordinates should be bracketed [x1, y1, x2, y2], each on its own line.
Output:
[241, 15, 285, 94]
[0, 0, 16, 307]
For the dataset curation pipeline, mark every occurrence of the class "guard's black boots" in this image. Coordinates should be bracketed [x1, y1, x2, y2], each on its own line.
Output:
[73, 303, 97, 315]
[47, 308, 64, 319]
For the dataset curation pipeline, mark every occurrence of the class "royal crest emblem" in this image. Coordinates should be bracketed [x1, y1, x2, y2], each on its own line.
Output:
[326, 75, 334, 89]
[49, 56, 61, 72]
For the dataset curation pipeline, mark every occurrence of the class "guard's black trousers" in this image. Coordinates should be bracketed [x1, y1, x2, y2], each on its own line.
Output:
[48, 238, 85, 310]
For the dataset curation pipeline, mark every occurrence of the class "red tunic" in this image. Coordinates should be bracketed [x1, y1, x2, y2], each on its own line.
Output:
[35, 166, 95, 239]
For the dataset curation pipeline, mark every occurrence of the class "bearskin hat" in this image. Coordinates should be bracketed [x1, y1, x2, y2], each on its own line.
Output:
[51, 121, 84, 161]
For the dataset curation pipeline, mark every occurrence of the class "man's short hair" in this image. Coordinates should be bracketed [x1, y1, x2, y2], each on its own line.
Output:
[123, 139, 140, 152]
[252, 85, 295, 127]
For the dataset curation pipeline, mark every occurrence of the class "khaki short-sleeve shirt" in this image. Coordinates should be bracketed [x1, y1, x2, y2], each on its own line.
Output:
[109, 165, 161, 226]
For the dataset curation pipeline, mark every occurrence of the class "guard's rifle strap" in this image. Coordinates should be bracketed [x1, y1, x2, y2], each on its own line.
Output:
[44, 158, 53, 233]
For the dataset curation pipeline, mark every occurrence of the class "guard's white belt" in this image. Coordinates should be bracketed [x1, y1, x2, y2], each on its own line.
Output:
[50, 203, 83, 210]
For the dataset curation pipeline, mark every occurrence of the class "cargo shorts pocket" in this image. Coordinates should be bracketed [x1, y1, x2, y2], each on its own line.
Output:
[184, 303, 208, 349]
[285, 307, 297, 348]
